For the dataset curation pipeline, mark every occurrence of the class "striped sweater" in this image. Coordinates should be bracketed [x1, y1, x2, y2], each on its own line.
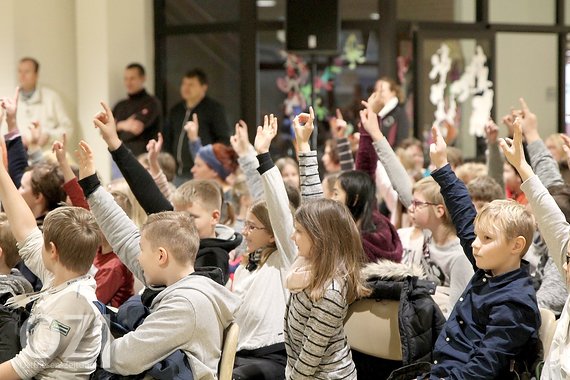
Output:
[284, 279, 356, 379]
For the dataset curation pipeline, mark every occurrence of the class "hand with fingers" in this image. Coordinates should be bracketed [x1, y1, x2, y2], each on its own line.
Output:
[28, 121, 49, 149]
[329, 108, 348, 139]
[560, 134, 570, 170]
[367, 89, 383, 114]
[499, 118, 533, 181]
[1, 87, 20, 132]
[93, 101, 122, 151]
[501, 110, 516, 137]
[254, 114, 278, 154]
[429, 124, 449, 170]
[484, 118, 500, 145]
[230, 120, 254, 158]
[293, 107, 315, 153]
[184, 113, 200, 142]
[516, 98, 540, 143]
[52, 133, 76, 182]
[146, 132, 164, 176]
[76, 140, 96, 180]
[359, 96, 384, 142]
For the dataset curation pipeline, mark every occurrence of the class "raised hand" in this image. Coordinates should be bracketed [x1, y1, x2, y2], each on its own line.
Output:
[367, 89, 383, 114]
[429, 124, 448, 169]
[293, 106, 314, 152]
[76, 140, 96, 180]
[499, 118, 533, 181]
[484, 118, 499, 145]
[146, 132, 163, 176]
[230, 120, 254, 157]
[254, 114, 278, 154]
[184, 113, 199, 142]
[28, 121, 48, 149]
[329, 108, 347, 139]
[560, 134, 570, 169]
[501, 109, 516, 137]
[52, 133, 68, 165]
[359, 94, 383, 142]
[517, 98, 540, 143]
[1, 87, 19, 133]
[93, 101, 122, 150]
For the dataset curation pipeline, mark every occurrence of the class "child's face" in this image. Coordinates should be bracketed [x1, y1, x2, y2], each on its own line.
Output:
[191, 156, 219, 181]
[406, 145, 424, 170]
[174, 201, 217, 239]
[322, 145, 337, 174]
[138, 234, 163, 285]
[408, 191, 435, 229]
[331, 180, 347, 205]
[280, 164, 300, 188]
[291, 222, 312, 258]
[242, 212, 273, 252]
[471, 225, 521, 276]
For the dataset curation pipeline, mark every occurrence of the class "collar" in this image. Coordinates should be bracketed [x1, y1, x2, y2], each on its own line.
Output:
[472, 261, 530, 288]
[128, 88, 148, 99]
[378, 97, 399, 118]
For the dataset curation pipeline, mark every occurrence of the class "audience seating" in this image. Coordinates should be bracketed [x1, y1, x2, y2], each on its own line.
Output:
[219, 322, 240, 380]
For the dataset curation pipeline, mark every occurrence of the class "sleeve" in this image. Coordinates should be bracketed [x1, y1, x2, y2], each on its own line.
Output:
[258, 153, 297, 270]
[446, 301, 538, 379]
[5, 133, 27, 189]
[526, 139, 564, 189]
[62, 177, 90, 210]
[298, 151, 324, 200]
[447, 254, 475, 307]
[486, 142, 505, 193]
[394, 110, 410, 148]
[188, 138, 202, 161]
[103, 296, 196, 375]
[355, 126, 377, 180]
[10, 293, 98, 379]
[536, 256, 568, 315]
[83, 184, 146, 284]
[152, 170, 173, 201]
[210, 105, 231, 145]
[133, 97, 161, 130]
[290, 290, 346, 379]
[95, 266, 126, 305]
[336, 137, 355, 171]
[431, 164, 477, 268]
[376, 162, 399, 215]
[372, 139, 413, 208]
[16, 228, 53, 286]
[237, 152, 264, 202]
[520, 174, 570, 277]
[110, 143, 173, 214]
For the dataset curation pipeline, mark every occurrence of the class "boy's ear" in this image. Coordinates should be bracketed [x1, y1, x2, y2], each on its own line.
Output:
[211, 209, 220, 225]
[48, 241, 58, 261]
[511, 236, 526, 256]
[157, 247, 168, 265]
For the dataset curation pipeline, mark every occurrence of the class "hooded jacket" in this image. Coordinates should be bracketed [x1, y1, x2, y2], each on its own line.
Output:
[199, 224, 242, 284]
[362, 210, 403, 263]
[362, 260, 445, 365]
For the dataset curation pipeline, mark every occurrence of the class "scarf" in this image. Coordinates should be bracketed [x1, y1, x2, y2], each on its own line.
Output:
[285, 257, 312, 293]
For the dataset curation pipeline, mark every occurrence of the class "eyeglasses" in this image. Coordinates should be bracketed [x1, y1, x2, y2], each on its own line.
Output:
[243, 222, 265, 232]
[410, 199, 439, 212]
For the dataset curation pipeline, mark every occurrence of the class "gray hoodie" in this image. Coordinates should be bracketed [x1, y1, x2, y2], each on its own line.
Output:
[88, 186, 241, 379]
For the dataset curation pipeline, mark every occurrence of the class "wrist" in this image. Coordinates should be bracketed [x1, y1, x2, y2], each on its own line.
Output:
[106, 137, 122, 151]
[435, 159, 449, 170]
[298, 142, 311, 152]
[524, 131, 540, 144]
[518, 162, 534, 181]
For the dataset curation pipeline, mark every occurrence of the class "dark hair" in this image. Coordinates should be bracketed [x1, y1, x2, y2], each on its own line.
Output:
[336, 170, 376, 232]
[212, 143, 239, 175]
[185, 68, 208, 86]
[20, 57, 40, 73]
[29, 162, 66, 212]
[285, 182, 301, 210]
[467, 176, 504, 203]
[126, 63, 145, 77]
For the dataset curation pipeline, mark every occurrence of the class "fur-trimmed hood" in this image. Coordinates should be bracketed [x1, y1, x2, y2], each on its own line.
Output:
[362, 259, 426, 281]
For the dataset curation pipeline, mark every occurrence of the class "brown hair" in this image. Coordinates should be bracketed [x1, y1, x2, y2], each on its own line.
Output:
[0, 214, 20, 268]
[108, 179, 148, 228]
[20, 57, 40, 73]
[275, 157, 299, 176]
[399, 137, 423, 151]
[324, 139, 340, 165]
[241, 200, 277, 268]
[295, 199, 371, 303]
[172, 179, 222, 213]
[158, 153, 177, 182]
[467, 175, 504, 203]
[141, 211, 199, 265]
[378, 76, 404, 103]
[42, 207, 100, 273]
[445, 147, 464, 169]
[455, 162, 487, 185]
[212, 143, 239, 175]
[475, 199, 535, 256]
[412, 177, 454, 228]
[29, 162, 66, 212]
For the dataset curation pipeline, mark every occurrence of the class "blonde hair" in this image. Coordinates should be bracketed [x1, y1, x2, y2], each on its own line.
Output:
[412, 177, 453, 228]
[141, 211, 199, 265]
[446, 147, 464, 169]
[241, 200, 277, 268]
[172, 179, 222, 213]
[546, 133, 565, 162]
[43, 207, 101, 273]
[475, 199, 535, 256]
[455, 162, 487, 184]
[294, 199, 371, 303]
[108, 179, 147, 228]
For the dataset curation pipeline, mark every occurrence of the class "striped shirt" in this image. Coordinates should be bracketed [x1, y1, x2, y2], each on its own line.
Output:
[284, 279, 356, 379]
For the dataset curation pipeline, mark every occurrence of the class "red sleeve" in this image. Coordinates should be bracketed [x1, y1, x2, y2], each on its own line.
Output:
[355, 122, 378, 181]
[94, 265, 125, 305]
[63, 177, 90, 210]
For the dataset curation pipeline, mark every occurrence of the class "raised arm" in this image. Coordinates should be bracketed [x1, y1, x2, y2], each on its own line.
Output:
[484, 119, 505, 193]
[231, 120, 264, 202]
[76, 140, 146, 284]
[2, 87, 28, 188]
[330, 109, 355, 171]
[255, 114, 297, 269]
[52, 133, 90, 210]
[94, 101, 173, 214]
[293, 107, 323, 200]
[184, 113, 202, 160]
[429, 125, 477, 268]
[146, 133, 173, 200]
[355, 94, 380, 179]
[501, 121, 570, 277]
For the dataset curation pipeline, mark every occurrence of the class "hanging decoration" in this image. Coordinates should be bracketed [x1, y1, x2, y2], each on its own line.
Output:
[342, 34, 366, 70]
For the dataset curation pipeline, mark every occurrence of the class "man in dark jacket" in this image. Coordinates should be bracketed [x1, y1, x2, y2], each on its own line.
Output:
[163, 69, 231, 186]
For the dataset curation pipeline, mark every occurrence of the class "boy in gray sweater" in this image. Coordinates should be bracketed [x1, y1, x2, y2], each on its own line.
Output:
[77, 127, 241, 379]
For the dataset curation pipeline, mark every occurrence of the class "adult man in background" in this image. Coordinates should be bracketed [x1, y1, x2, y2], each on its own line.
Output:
[17, 57, 72, 149]
[163, 68, 230, 185]
[114, 63, 162, 156]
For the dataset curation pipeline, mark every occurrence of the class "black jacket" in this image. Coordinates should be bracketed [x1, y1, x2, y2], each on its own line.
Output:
[163, 97, 231, 178]
[362, 260, 446, 365]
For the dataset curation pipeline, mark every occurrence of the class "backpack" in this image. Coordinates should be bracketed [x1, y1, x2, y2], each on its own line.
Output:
[0, 292, 30, 363]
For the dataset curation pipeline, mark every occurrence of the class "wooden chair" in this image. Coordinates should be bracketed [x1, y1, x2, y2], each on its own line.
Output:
[344, 299, 402, 361]
[218, 322, 240, 380]
[539, 308, 557, 358]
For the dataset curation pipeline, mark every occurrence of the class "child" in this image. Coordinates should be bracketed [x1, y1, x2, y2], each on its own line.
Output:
[0, 214, 33, 299]
[0, 153, 102, 378]
[76, 138, 241, 379]
[424, 122, 540, 378]
[285, 199, 370, 379]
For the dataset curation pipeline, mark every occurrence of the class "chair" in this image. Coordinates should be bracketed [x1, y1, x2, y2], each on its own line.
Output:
[539, 308, 557, 358]
[344, 299, 402, 361]
[218, 322, 240, 380]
